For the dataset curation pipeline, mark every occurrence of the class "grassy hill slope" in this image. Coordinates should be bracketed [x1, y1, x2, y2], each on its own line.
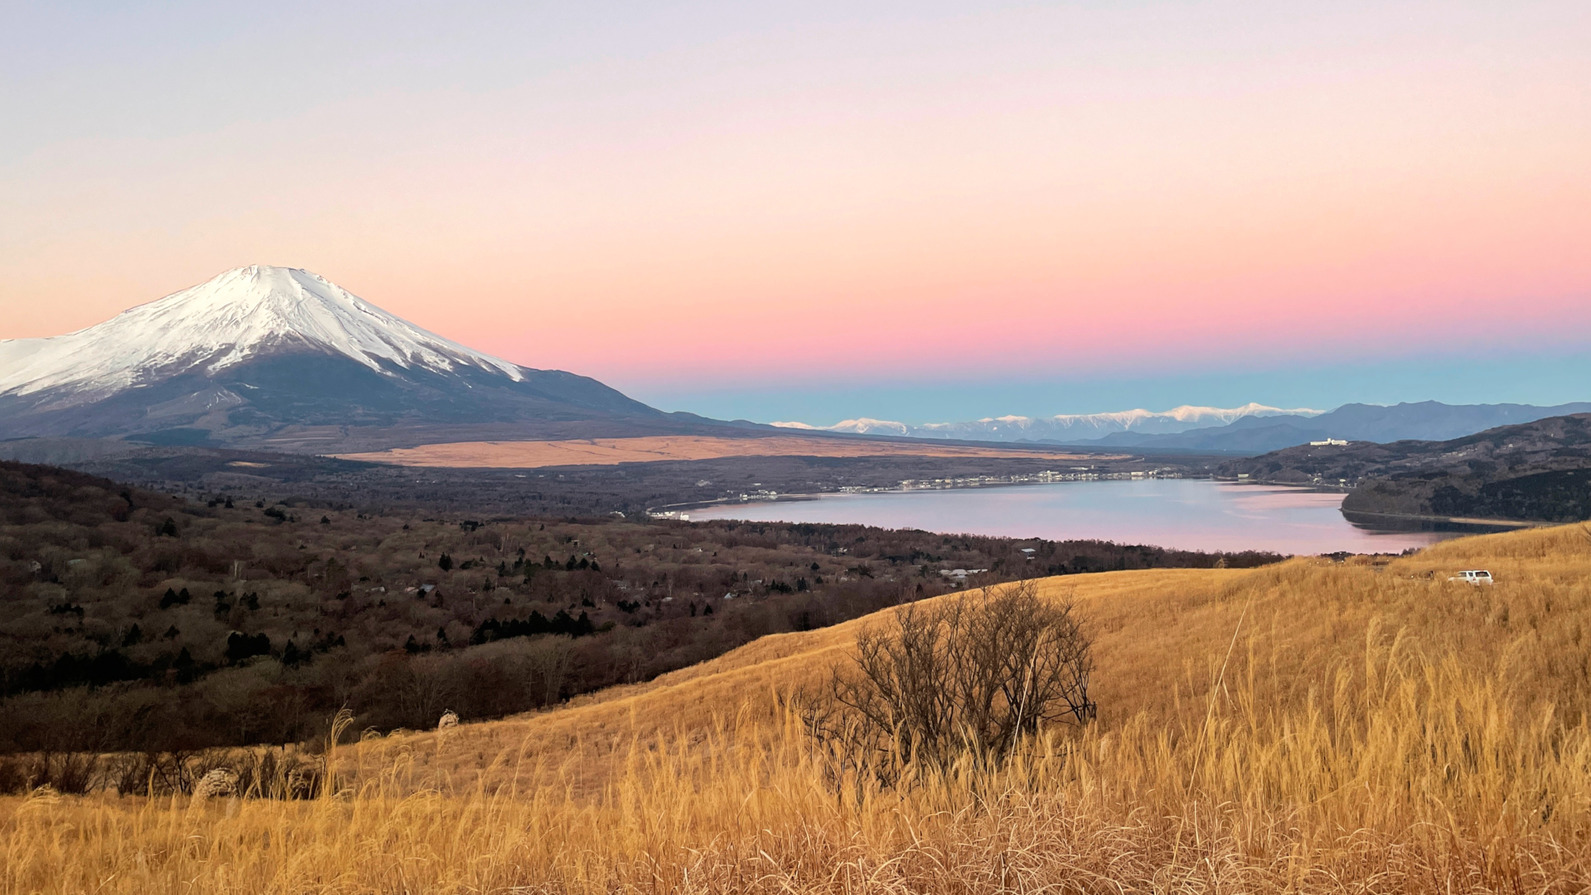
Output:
[357, 524, 1591, 798]
[6, 524, 1591, 893]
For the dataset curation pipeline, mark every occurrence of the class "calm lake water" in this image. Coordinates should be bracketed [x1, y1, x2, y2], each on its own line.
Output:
[687, 479, 1463, 555]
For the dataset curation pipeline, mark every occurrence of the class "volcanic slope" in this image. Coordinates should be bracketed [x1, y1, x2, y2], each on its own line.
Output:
[0, 266, 698, 449]
[11, 523, 1591, 893]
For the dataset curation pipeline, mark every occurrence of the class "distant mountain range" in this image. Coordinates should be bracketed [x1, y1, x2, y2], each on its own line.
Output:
[779, 401, 1591, 455]
[1087, 401, 1591, 453]
[0, 266, 715, 451]
[5, 267, 1585, 464]
[773, 403, 1323, 442]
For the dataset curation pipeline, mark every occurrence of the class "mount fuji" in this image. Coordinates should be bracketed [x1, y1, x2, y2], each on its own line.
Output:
[0, 266, 683, 449]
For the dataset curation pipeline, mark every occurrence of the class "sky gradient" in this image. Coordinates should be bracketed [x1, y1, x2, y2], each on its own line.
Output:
[3, 1, 1588, 424]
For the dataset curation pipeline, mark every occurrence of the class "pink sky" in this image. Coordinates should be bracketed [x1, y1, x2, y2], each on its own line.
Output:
[3, 2, 1588, 415]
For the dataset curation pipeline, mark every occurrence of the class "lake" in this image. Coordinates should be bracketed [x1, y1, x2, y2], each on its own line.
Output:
[686, 478, 1465, 555]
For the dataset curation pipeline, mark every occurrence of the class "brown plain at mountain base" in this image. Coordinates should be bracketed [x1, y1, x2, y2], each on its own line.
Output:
[336, 435, 1109, 468]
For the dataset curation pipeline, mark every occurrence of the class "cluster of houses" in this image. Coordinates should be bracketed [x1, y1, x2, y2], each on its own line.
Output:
[899, 468, 1180, 491]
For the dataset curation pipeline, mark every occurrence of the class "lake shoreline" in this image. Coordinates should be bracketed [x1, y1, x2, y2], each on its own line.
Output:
[675, 478, 1460, 555]
[648, 472, 1217, 518]
[1339, 508, 1543, 533]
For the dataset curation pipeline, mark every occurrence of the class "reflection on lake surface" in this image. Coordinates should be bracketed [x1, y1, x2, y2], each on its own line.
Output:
[687, 479, 1464, 555]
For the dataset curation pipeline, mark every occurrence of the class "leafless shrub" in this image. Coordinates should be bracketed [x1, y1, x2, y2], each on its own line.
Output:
[106, 752, 156, 796]
[233, 749, 281, 799]
[0, 740, 336, 802]
[0, 752, 101, 795]
[21, 752, 98, 794]
[233, 748, 323, 800]
[823, 580, 1095, 783]
[146, 751, 198, 795]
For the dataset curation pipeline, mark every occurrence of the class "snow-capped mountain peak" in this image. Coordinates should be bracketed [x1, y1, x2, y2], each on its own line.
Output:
[0, 265, 524, 400]
[768, 417, 911, 436]
[771, 403, 1325, 442]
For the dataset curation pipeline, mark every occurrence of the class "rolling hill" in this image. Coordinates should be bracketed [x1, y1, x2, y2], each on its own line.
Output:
[348, 523, 1591, 796]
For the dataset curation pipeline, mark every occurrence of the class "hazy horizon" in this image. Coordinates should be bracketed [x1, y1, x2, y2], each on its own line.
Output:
[626, 353, 1591, 426]
[6, 262, 1585, 426]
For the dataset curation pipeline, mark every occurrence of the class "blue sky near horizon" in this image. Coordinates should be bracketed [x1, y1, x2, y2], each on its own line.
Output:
[626, 350, 1591, 425]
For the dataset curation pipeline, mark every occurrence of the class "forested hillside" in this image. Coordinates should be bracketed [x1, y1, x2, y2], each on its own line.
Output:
[1217, 413, 1591, 522]
[0, 461, 1277, 752]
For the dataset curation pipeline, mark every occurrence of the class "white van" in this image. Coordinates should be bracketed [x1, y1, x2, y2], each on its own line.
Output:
[1449, 570, 1494, 585]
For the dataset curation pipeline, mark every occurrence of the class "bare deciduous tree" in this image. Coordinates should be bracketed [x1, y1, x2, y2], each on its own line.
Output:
[824, 580, 1094, 781]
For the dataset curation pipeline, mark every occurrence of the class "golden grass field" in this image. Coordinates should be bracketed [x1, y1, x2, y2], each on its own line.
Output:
[5, 524, 1591, 893]
[335, 435, 1102, 468]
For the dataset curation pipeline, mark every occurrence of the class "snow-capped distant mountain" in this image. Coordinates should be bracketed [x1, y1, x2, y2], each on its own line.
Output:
[0, 266, 527, 400]
[772, 403, 1323, 443]
[0, 266, 665, 446]
[771, 417, 914, 437]
[774, 400, 1591, 453]
[1092, 400, 1591, 453]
